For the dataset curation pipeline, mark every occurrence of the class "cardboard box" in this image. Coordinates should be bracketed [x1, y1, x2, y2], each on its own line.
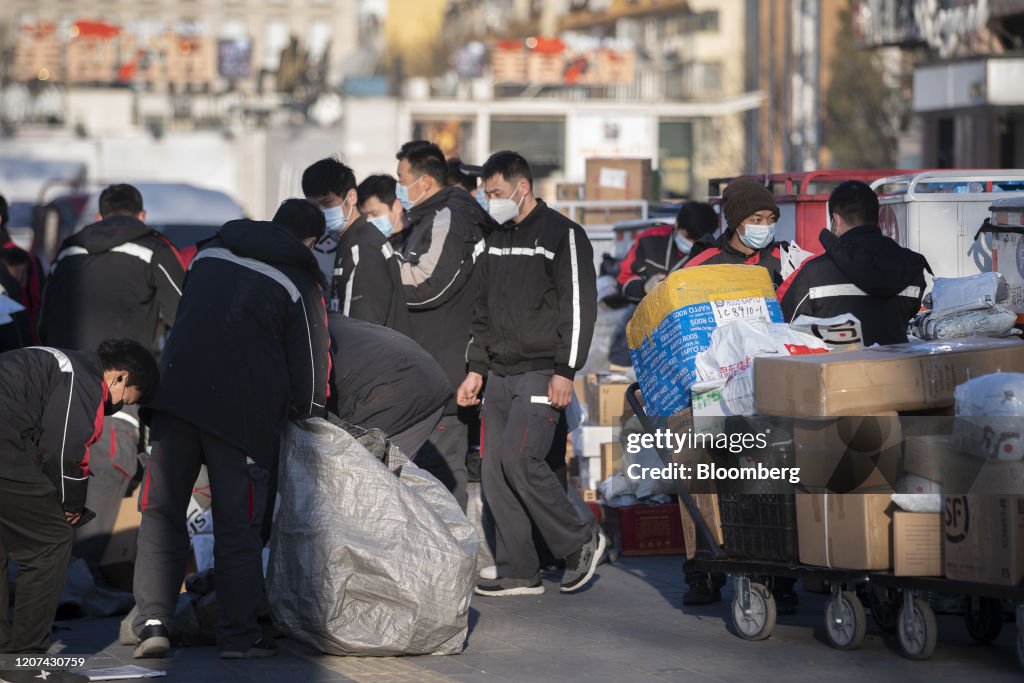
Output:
[99, 495, 143, 591]
[581, 488, 598, 502]
[679, 494, 724, 559]
[584, 158, 652, 201]
[944, 495, 1024, 585]
[577, 453, 603, 490]
[904, 435, 1024, 494]
[585, 375, 631, 426]
[796, 494, 893, 570]
[576, 425, 615, 459]
[556, 182, 584, 201]
[606, 504, 684, 556]
[601, 441, 622, 479]
[792, 414, 902, 491]
[755, 337, 1024, 417]
[893, 512, 943, 576]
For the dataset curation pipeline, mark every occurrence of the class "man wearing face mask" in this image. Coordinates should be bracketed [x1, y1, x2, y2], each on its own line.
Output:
[779, 180, 928, 345]
[458, 151, 603, 597]
[616, 201, 719, 302]
[393, 141, 491, 511]
[684, 179, 788, 286]
[0, 337, 158, 654]
[131, 199, 331, 660]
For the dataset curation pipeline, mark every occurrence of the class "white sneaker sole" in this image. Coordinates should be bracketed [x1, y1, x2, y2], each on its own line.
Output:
[133, 636, 170, 659]
[561, 532, 608, 593]
[474, 585, 545, 597]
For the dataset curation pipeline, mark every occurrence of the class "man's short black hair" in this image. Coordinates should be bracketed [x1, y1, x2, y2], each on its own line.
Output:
[98, 337, 159, 404]
[829, 180, 880, 228]
[357, 175, 398, 208]
[396, 139, 444, 163]
[99, 184, 144, 218]
[404, 145, 448, 186]
[301, 157, 356, 199]
[447, 158, 477, 192]
[481, 151, 533, 188]
[273, 198, 326, 243]
[676, 201, 719, 239]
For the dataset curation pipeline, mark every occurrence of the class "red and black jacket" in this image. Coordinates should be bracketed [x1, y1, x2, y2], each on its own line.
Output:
[0, 231, 45, 343]
[684, 233, 789, 287]
[616, 224, 688, 302]
[0, 346, 107, 511]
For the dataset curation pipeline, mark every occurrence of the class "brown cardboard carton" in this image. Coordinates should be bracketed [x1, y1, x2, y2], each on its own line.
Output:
[792, 413, 902, 491]
[601, 442, 623, 479]
[944, 495, 1024, 586]
[679, 494, 724, 559]
[893, 512, 943, 577]
[796, 494, 893, 569]
[754, 337, 1024, 417]
[584, 158, 652, 200]
[903, 435, 1024, 494]
[585, 375, 630, 426]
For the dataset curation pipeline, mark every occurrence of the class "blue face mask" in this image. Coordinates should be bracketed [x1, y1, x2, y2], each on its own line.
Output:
[322, 205, 345, 233]
[475, 187, 489, 212]
[740, 223, 776, 250]
[674, 232, 693, 255]
[368, 214, 394, 237]
[396, 177, 423, 210]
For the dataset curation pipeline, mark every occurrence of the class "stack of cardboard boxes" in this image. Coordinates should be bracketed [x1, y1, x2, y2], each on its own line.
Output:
[752, 337, 1024, 578]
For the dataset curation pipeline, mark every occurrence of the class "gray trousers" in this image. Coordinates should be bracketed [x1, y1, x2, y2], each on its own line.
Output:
[414, 413, 469, 511]
[481, 370, 590, 579]
[132, 412, 270, 653]
[73, 408, 140, 567]
[390, 405, 445, 461]
[0, 478, 73, 654]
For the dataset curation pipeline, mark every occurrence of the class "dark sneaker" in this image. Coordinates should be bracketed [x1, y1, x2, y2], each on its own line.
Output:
[219, 636, 279, 659]
[683, 584, 723, 606]
[775, 590, 800, 616]
[560, 530, 607, 593]
[474, 576, 545, 597]
[133, 620, 171, 659]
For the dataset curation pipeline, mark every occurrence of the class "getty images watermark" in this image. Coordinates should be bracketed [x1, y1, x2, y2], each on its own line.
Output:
[623, 428, 802, 484]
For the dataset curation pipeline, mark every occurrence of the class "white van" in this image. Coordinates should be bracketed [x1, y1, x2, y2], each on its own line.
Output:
[871, 170, 1024, 282]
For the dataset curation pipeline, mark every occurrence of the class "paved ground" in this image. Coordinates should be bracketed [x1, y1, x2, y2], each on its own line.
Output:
[31, 555, 1023, 682]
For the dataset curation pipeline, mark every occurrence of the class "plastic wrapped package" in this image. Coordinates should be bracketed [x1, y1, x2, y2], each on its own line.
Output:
[953, 372, 1024, 461]
[908, 304, 1018, 341]
[267, 418, 478, 656]
[927, 272, 1009, 316]
[694, 320, 830, 384]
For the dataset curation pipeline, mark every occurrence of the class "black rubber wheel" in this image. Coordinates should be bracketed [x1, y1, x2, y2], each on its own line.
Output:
[964, 597, 1003, 644]
[867, 585, 900, 633]
[898, 597, 938, 661]
[825, 591, 867, 650]
[732, 582, 777, 641]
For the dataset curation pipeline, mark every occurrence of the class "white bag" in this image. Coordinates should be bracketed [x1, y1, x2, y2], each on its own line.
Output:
[929, 272, 1009, 316]
[953, 373, 1024, 461]
[694, 320, 830, 383]
[779, 241, 815, 281]
[790, 314, 864, 348]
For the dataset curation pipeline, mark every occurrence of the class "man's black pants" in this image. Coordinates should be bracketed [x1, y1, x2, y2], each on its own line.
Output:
[0, 478, 73, 653]
[132, 412, 270, 653]
[414, 412, 469, 511]
[481, 370, 590, 580]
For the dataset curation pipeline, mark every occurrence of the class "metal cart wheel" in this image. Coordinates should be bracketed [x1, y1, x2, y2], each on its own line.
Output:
[732, 579, 777, 641]
[964, 597, 1003, 644]
[866, 585, 900, 633]
[825, 590, 867, 650]
[898, 594, 938, 661]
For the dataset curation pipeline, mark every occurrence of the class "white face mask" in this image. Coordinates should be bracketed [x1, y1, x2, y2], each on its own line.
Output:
[368, 214, 394, 237]
[740, 222, 776, 250]
[488, 187, 524, 225]
[674, 232, 693, 255]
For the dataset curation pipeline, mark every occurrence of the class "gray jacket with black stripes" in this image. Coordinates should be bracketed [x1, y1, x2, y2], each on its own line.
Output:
[0, 346, 107, 512]
[39, 215, 185, 352]
[396, 186, 492, 413]
[146, 219, 331, 469]
[467, 199, 598, 381]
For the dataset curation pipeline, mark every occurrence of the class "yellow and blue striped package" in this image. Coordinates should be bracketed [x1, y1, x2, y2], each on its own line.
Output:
[626, 265, 782, 416]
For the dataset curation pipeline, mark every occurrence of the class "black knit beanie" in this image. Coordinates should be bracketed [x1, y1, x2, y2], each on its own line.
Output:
[722, 179, 779, 233]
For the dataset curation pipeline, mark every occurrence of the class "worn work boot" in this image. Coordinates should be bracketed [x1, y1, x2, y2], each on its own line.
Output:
[219, 635, 279, 659]
[560, 530, 607, 593]
[133, 620, 171, 659]
[474, 575, 545, 597]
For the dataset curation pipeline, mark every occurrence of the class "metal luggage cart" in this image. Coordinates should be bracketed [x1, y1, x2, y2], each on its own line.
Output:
[625, 383, 1024, 667]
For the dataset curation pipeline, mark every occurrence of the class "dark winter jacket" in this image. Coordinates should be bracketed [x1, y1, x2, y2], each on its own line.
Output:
[684, 232, 789, 287]
[396, 186, 491, 414]
[616, 224, 689, 302]
[467, 200, 598, 380]
[0, 269, 32, 352]
[326, 312, 451, 436]
[1, 231, 45, 342]
[0, 346, 107, 512]
[148, 219, 331, 468]
[39, 215, 185, 351]
[329, 216, 412, 336]
[779, 226, 930, 346]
